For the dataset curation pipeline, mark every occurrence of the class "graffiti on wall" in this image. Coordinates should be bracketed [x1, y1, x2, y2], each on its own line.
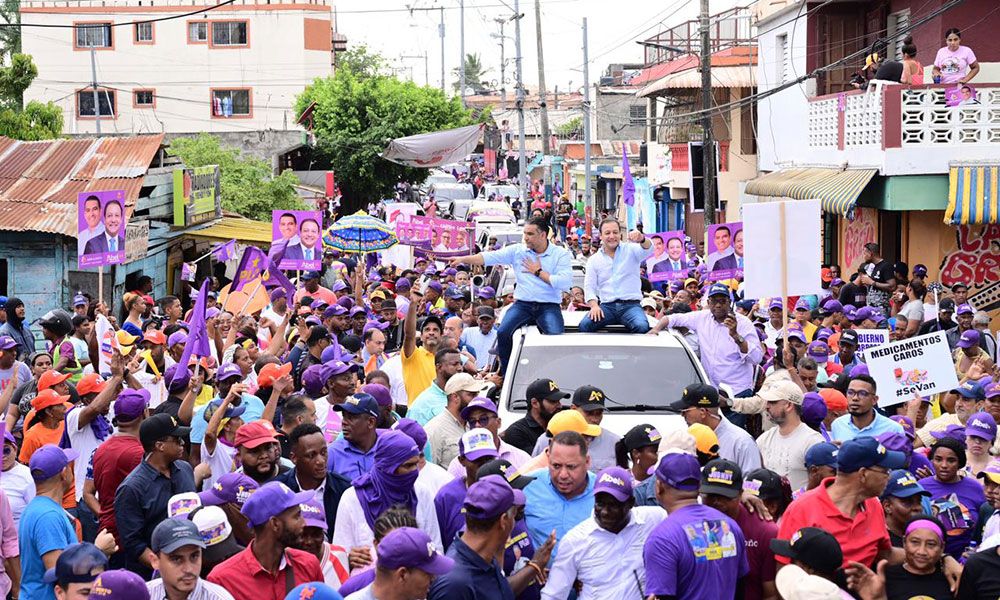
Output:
[843, 207, 878, 273]
[940, 224, 1000, 313]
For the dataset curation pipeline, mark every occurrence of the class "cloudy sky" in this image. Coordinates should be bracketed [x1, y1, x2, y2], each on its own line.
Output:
[334, 0, 744, 93]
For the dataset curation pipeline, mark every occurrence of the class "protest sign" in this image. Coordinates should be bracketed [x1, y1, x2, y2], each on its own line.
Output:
[853, 329, 890, 358]
[123, 220, 149, 264]
[77, 190, 128, 268]
[705, 222, 743, 281]
[866, 331, 959, 407]
[396, 215, 474, 259]
[646, 231, 689, 282]
[743, 200, 822, 300]
[270, 210, 322, 270]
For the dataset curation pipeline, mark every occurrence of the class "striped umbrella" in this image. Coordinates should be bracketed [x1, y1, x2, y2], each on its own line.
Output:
[322, 211, 398, 253]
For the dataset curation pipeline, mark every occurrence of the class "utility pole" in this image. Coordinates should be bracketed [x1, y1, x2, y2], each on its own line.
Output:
[90, 44, 101, 134]
[513, 0, 526, 205]
[700, 0, 716, 226]
[425, 52, 429, 87]
[582, 17, 591, 213]
[459, 0, 466, 105]
[440, 7, 445, 92]
[534, 0, 550, 156]
[494, 18, 507, 112]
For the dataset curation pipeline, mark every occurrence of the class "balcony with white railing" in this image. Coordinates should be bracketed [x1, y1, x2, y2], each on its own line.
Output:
[802, 82, 1000, 176]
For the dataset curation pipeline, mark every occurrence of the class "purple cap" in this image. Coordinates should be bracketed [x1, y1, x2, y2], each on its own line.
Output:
[593, 466, 634, 502]
[460, 397, 499, 421]
[113, 388, 150, 423]
[216, 362, 242, 381]
[794, 298, 810, 311]
[463, 474, 526, 519]
[3, 429, 14, 445]
[875, 432, 911, 454]
[350, 306, 367, 317]
[304, 316, 323, 327]
[324, 304, 348, 318]
[831, 277, 845, 286]
[820, 299, 843, 315]
[377, 527, 455, 575]
[164, 364, 190, 394]
[198, 472, 259, 506]
[814, 328, 833, 342]
[301, 364, 328, 396]
[0, 335, 16, 351]
[395, 277, 411, 290]
[331, 280, 349, 292]
[286, 584, 341, 600]
[334, 393, 379, 418]
[300, 498, 327, 532]
[29, 445, 79, 481]
[323, 360, 360, 381]
[958, 329, 981, 349]
[391, 418, 428, 452]
[205, 307, 221, 319]
[425, 264, 438, 275]
[768, 298, 784, 311]
[801, 392, 828, 426]
[807, 341, 831, 362]
[956, 303, 975, 315]
[458, 428, 499, 461]
[966, 412, 998, 441]
[427, 281, 443, 293]
[269, 287, 286, 302]
[167, 330, 188, 348]
[73, 294, 88, 307]
[241, 481, 314, 527]
[890, 415, 916, 439]
[650, 450, 701, 490]
[477, 286, 496, 299]
[86, 569, 149, 600]
[786, 328, 807, 344]
[310, 299, 329, 310]
[986, 382, 1000, 399]
[843, 304, 857, 321]
[320, 344, 343, 364]
[361, 383, 392, 408]
[364, 320, 389, 334]
[931, 424, 967, 444]
[670, 280, 684, 293]
[443, 267, 458, 276]
[849, 363, 870, 378]
[337, 296, 355, 310]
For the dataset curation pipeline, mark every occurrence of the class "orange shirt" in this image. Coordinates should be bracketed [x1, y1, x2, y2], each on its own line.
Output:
[19, 422, 77, 509]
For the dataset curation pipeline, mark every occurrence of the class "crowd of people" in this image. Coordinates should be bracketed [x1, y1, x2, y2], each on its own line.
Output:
[0, 194, 998, 600]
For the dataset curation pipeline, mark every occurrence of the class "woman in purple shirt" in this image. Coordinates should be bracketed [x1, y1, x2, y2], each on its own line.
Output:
[918, 438, 986, 558]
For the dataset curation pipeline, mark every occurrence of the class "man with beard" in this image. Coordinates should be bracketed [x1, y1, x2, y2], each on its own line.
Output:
[146, 518, 234, 600]
[329, 393, 380, 480]
[829, 375, 905, 443]
[755, 380, 823, 490]
[501, 378, 569, 455]
[278, 424, 352, 539]
[423, 377, 478, 468]
[234, 422, 285, 485]
[207, 482, 323, 600]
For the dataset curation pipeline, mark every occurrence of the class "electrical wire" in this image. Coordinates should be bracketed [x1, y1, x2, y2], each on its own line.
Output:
[1, 0, 239, 28]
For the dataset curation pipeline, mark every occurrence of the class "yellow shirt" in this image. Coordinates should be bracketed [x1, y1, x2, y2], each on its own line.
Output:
[402, 346, 436, 406]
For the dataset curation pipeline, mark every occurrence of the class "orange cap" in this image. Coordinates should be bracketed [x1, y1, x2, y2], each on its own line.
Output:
[257, 362, 292, 388]
[31, 388, 70, 411]
[38, 370, 71, 391]
[143, 330, 167, 345]
[76, 373, 107, 396]
[819, 388, 848, 411]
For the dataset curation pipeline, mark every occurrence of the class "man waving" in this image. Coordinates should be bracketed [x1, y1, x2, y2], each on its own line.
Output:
[580, 218, 652, 333]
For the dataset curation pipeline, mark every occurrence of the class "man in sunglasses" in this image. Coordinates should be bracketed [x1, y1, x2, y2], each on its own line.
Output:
[829, 375, 905, 442]
[440, 397, 531, 479]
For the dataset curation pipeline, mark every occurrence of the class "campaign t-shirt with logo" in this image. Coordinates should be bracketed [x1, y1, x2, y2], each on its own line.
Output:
[0, 361, 29, 395]
[934, 46, 977, 84]
[918, 475, 987, 558]
[643, 504, 748, 600]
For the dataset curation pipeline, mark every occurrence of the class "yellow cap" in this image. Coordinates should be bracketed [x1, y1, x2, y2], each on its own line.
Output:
[687, 423, 719, 457]
[547, 409, 602, 437]
[114, 329, 138, 355]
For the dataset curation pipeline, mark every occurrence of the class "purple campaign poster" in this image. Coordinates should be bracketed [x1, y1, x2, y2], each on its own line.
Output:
[77, 190, 128, 269]
[705, 222, 743, 281]
[270, 210, 322, 271]
[945, 84, 978, 107]
[646, 231, 690, 283]
[396, 216, 474, 259]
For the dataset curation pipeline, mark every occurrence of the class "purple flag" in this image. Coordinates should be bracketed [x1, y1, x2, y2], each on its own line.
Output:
[232, 247, 269, 292]
[171, 279, 212, 387]
[211, 239, 237, 262]
[622, 147, 635, 207]
[262, 259, 296, 306]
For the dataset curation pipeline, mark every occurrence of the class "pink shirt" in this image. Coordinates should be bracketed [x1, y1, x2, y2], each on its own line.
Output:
[0, 492, 18, 597]
[935, 45, 977, 83]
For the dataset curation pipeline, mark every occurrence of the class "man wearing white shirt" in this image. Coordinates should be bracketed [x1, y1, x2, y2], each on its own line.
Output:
[579, 218, 652, 333]
[541, 466, 665, 600]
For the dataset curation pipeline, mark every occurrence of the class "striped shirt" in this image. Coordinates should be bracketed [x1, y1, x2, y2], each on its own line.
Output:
[147, 578, 236, 600]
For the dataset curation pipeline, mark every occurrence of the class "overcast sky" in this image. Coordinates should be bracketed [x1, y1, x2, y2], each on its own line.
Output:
[334, 0, 744, 94]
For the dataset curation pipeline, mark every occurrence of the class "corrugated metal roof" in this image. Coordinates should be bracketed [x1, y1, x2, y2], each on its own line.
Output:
[0, 134, 164, 236]
[637, 64, 758, 97]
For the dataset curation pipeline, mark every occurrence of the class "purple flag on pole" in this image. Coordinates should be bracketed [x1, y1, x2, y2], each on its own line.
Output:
[171, 279, 211, 387]
[622, 147, 635, 207]
[262, 259, 296, 306]
[232, 247, 268, 292]
[211, 239, 237, 262]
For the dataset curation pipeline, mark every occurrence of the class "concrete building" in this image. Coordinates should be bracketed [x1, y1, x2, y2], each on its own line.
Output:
[21, 0, 338, 141]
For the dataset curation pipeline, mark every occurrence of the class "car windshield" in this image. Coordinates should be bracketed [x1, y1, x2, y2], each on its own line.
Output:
[488, 231, 522, 246]
[505, 341, 702, 413]
[426, 174, 456, 186]
[433, 186, 474, 200]
[484, 185, 519, 199]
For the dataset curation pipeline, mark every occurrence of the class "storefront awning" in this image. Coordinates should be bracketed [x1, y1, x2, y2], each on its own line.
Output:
[944, 165, 999, 225]
[744, 168, 877, 217]
[184, 217, 273, 245]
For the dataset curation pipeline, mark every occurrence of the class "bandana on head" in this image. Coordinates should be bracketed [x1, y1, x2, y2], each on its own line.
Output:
[352, 430, 420, 529]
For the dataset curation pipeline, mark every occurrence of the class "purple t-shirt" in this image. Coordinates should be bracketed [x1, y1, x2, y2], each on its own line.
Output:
[643, 504, 749, 599]
[918, 475, 987, 558]
[735, 505, 778, 600]
[504, 520, 538, 600]
[934, 46, 977, 84]
[434, 476, 468, 552]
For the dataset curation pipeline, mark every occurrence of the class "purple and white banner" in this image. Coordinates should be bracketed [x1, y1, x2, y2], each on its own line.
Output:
[270, 210, 322, 271]
[396, 215, 474, 259]
[646, 231, 690, 283]
[78, 190, 128, 268]
[705, 222, 744, 282]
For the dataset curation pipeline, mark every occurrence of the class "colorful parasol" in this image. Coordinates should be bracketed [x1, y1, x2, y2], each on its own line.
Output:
[322, 211, 398, 253]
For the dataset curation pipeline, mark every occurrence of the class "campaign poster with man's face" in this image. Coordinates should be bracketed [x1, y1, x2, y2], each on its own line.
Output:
[78, 190, 128, 268]
[705, 222, 744, 281]
[271, 210, 322, 271]
[646, 231, 689, 282]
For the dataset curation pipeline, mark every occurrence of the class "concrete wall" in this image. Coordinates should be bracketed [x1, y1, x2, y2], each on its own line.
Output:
[594, 90, 647, 141]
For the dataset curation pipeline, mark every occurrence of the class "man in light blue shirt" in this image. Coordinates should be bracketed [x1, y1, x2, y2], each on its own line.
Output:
[451, 216, 573, 374]
[459, 306, 499, 370]
[189, 362, 265, 451]
[523, 430, 596, 560]
[580, 218, 652, 333]
[830, 374, 905, 442]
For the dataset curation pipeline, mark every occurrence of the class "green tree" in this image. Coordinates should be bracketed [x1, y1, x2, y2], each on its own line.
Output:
[337, 44, 389, 80]
[170, 133, 305, 222]
[452, 53, 488, 93]
[0, 0, 20, 60]
[0, 54, 62, 140]
[296, 64, 476, 211]
[555, 116, 582, 137]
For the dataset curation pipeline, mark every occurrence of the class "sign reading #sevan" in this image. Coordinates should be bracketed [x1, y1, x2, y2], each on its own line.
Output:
[866, 331, 959, 406]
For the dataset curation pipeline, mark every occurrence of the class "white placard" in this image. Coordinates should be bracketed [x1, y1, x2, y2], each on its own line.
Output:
[866, 331, 959, 407]
[742, 200, 822, 300]
[854, 329, 890, 358]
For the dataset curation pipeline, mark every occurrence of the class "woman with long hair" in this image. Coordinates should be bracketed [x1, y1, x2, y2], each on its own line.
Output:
[614, 423, 661, 483]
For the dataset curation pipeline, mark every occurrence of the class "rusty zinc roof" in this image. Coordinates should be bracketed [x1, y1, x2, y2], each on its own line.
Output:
[0, 133, 164, 236]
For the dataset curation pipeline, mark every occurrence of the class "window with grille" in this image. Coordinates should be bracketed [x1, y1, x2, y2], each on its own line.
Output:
[189, 22, 208, 43]
[629, 104, 647, 126]
[134, 90, 154, 107]
[134, 22, 153, 43]
[776, 34, 789, 83]
[888, 10, 910, 60]
[75, 23, 112, 48]
[212, 89, 251, 117]
[77, 90, 116, 118]
[211, 21, 248, 46]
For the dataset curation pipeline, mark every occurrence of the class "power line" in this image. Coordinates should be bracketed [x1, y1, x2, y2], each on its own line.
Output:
[336, 0, 582, 14]
[2, 0, 239, 28]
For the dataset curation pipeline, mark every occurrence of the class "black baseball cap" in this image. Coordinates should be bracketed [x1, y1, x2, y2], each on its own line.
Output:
[526, 378, 570, 403]
[140, 414, 191, 448]
[622, 423, 662, 453]
[939, 298, 956, 312]
[839, 329, 859, 348]
[742, 468, 785, 500]
[306, 325, 332, 345]
[700, 458, 743, 499]
[420, 314, 443, 333]
[572, 385, 609, 411]
[770, 527, 844, 575]
[151, 518, 206, 554]
[669, 383, 720, 411]
[477, 458, 536, 490]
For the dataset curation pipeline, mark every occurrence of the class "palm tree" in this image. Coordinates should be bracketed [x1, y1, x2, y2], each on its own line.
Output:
[452, 53, 488, 93]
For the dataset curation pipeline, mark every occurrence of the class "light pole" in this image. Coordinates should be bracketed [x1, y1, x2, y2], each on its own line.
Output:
[491, 20, 508, 112]
[513, 1, 526, 205]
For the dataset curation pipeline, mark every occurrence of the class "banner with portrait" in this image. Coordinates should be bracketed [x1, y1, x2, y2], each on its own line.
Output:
[646, 231, 690, 282]
[77, 190, 128, 268]
[705, 222, 744, 282]
[395, 215, 474, 259]
[270, 210, 323, 271]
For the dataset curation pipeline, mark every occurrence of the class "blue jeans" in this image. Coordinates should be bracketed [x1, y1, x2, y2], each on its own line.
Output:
[578, 301, 650, 333]
[497, 301, 564, 374]
[558, 224, 568, 242]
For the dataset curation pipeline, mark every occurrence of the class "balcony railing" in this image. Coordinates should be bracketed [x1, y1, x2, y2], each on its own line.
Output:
[668, 142, 730, 172]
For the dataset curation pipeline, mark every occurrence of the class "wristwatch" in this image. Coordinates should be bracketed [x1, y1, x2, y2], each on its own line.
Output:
[534, 268, 543, 277]
[734, 335, 745, 344]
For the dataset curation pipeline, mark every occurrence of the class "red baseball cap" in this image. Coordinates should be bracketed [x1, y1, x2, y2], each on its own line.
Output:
[257, 362, 292, 388]
[38, 370, 71, 391]
[234, 422, 277, 449]
[32, 388, 70, 411]
[76, 373, 107, 396]
[143, 330, 167, 346]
